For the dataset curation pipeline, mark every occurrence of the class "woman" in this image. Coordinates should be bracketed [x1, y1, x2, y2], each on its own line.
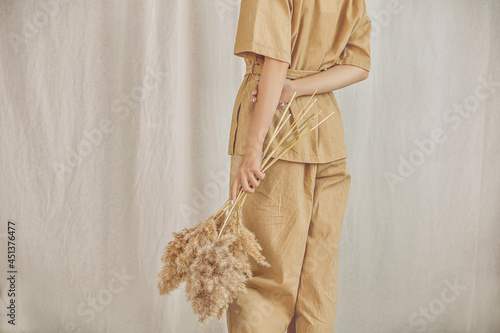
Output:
[227, 0, 371, 332]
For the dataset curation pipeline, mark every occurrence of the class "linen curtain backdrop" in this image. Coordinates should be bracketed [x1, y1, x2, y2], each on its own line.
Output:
[1, 0, 499, 332]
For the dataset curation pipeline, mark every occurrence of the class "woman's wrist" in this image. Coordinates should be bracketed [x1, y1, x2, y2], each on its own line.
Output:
[289, 78, 303, 99]
[244, 142, 264, 160]
[245, 131, 265, 154]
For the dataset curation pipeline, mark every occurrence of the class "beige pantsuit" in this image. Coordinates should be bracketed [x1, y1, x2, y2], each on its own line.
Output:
[226, 0, 371, 331]
[227, 155, 351, 332]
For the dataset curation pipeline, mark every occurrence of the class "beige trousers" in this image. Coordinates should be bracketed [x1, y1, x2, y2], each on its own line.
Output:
[226, 154, 351, 333]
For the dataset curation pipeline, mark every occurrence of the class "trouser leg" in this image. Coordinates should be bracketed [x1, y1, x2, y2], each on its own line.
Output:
[293, 157, 351, 332]
[226, 154, 315, 333]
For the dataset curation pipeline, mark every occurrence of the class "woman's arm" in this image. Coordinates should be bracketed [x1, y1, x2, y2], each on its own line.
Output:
[292, 64, 369, 97]
[230, 56, 289, 203]
[245, 56, 289, 152]
[252, 64, 369, 105]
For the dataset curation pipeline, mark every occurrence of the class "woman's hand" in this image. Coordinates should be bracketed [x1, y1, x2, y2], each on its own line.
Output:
[251, 78, 298, 107]
[230, 147, 266, 204]
[231, 56, 287, 204]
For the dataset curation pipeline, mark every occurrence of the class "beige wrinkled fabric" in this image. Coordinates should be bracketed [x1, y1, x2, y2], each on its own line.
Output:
[226, 154, 351, 332]
[228, 0, 371, 163]
[226, 1, 369, 331]
[2, 0, 499, 332]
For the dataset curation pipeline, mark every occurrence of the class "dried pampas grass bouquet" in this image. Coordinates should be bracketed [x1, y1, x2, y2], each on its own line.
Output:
[157, 90, 334, 324]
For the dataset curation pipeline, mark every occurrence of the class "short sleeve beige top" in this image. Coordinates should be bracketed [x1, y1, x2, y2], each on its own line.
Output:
[228, 0, 372, 163]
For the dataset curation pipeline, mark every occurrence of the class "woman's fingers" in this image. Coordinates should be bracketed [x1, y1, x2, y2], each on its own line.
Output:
[230, 176, 239, 203]
[230, 171, 266, 205]
[251, 84, 258, 103]
[240, 174, 255, 193]
[246, 171, 260, 189]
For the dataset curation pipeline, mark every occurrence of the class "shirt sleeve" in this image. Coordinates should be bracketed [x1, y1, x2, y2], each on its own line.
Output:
[233, 0, 292, 65]
[336, 1, 371, 72]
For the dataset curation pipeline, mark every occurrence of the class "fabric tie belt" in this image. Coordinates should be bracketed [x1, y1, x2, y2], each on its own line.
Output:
[245, 62, 328, 80]
[243, 62, 333, 124]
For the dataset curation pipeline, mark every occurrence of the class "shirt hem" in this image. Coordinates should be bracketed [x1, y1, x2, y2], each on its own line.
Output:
[227, 148, 348, 164]
[234, 40, 291, 65]
[336, 56, 371, 72]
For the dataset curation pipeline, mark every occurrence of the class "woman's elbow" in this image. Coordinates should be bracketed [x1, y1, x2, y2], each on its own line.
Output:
[360, 69, 369, 81]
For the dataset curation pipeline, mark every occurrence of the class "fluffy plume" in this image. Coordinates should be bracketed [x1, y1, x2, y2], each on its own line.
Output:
[218, 209, 271, 268]
[157, 209, 271, 323]
[157, 93, 329, 324]
[215, 211, 253, 278]
[185, 234, 248, 324]
[157, 217, 218, 295]
[175, 217, 218, 274]
[157, 229, 188, 295]
[239, 224, 271, 268]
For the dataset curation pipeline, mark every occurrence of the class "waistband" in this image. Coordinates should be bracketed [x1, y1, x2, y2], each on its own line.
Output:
[245, 62, 328, 80]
